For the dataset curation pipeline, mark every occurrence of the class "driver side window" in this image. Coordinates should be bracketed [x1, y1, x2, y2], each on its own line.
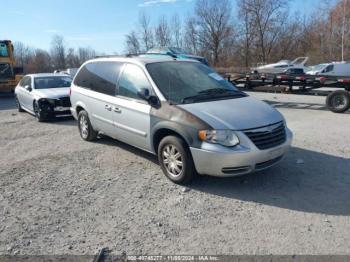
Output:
[117, 64, 151, 100]
[20, 77, 31, 88]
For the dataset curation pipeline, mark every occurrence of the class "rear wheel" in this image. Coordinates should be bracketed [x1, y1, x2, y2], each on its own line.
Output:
[326, 90, 350, 113]
[15, 95, 24, 112]
[158, 135, 196, 184]
[78, 110, 97, 141]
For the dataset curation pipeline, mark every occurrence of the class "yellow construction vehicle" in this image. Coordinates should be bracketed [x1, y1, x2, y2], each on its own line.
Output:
[0, 40, 23, 92]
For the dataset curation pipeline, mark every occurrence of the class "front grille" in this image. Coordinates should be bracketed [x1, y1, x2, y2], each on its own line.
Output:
[244, 122, 286, 150]
[55, 97, 71, 107]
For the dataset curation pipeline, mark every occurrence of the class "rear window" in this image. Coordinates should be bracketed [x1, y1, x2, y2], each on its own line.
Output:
[74, 61, 123, 96]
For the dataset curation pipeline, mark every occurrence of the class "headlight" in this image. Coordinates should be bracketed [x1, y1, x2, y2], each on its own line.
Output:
[198, 130, 239, 147]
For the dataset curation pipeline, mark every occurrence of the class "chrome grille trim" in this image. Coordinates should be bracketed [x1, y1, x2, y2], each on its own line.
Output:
[243, 121, 286, 150]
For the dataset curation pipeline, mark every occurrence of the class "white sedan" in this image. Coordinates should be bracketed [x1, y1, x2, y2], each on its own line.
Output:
[14, 73, 72, 121]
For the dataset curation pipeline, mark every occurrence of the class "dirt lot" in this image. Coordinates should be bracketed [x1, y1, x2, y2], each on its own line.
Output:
[0, 92, 350, 256]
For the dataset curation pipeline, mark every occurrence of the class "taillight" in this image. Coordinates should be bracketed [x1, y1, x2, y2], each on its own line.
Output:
[277, 75, 288, 80]
[319, 77, 327, 82]
[338, 78, 350, 83]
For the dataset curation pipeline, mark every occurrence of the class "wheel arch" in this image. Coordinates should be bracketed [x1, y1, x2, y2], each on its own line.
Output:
[151, 124, 194, 154]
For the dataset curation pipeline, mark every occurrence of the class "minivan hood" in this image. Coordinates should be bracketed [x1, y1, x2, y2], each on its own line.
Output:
[178, 96, 284, 130]
[34, 87, 70, 99]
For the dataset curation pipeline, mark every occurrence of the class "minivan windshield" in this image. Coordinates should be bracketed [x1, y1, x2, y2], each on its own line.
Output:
[146, 62, 245, 104]
[34, 76, 72, 89]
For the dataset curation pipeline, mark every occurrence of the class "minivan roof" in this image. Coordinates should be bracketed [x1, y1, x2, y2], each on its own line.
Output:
[87, 56, 200, 66]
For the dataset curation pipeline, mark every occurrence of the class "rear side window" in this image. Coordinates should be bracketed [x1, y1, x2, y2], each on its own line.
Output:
[117, 64, 151, 100]
[74, 61, 122, 96]
[323, 65, 334, 73]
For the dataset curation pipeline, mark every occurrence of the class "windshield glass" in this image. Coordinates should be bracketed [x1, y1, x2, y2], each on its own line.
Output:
[146, 62, 240, 104]
[306, 64, 328, 72]
[277, 60, 291, 64]
[0, 43, 9, 57]
[34, 76, 72, 89]
[0, 63, 13, 79]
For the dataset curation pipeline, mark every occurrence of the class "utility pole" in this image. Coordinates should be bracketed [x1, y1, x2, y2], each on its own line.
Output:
[341, 0, 347, 61]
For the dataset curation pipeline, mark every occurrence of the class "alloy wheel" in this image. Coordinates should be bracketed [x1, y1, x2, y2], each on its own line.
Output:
[162, 144, 183, 178]
[79, 115, 89, 139]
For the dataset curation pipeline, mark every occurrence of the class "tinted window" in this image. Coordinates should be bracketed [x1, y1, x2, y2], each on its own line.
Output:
[34, 76, 72, 89]
[118, 64, 151, 100]
[324, 65, 334, 73]
[287, 68, 304, 74]
[0, 42, 9, 57]
[74, 61, 122, 96]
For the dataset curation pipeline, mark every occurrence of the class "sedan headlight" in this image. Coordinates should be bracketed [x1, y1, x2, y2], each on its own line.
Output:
[198, 130, 239, 147]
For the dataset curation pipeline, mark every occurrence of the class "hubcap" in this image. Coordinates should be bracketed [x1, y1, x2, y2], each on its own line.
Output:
[332, 95, 346, 109]
[162, 144, 183, 178]
[80, 115, 89, 139]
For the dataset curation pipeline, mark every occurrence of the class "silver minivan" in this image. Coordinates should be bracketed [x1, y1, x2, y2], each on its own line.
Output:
[70, 56, 292, 184]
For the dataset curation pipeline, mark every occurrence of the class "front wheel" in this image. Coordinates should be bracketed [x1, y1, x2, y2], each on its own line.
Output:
[326, 90, 350, 113]
[33, 101, 46, 122]
[158, 136, 196, 184]
[78, 110, 97, 141]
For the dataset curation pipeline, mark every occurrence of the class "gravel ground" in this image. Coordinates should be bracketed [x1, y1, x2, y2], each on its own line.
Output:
[0, 92, 350, 256]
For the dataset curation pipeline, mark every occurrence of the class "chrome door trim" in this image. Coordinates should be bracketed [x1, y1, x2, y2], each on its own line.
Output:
[113, 121, 147, 137]
[92, 113, 114, 125]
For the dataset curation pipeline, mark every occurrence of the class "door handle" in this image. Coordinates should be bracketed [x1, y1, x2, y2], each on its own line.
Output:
[105, 105, 112, 111]
[113, 107, 122, 113]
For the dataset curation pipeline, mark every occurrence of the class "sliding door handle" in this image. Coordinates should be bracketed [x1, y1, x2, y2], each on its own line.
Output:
[113, 107, 122, 113]
[105, 105, 112, 111]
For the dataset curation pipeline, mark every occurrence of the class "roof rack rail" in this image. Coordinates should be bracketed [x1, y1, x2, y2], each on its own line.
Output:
[94, 53, 179, 59]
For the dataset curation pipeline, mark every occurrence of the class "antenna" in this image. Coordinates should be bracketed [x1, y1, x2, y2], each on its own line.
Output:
[341, 0, 347, 61]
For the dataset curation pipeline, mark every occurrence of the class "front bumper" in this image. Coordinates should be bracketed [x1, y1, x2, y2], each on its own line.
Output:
[190, 128, 293, 177]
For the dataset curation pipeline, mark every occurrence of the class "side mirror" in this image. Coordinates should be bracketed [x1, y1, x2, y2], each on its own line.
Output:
[137, 88, 160, 108]
[25, 85, 32, 92]
[138, 88, 150, 100]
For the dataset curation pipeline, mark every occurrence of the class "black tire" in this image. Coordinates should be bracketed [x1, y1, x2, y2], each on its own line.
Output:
[326, 90, 350, 113]
[78, 110, 98, 141]
[15, 95, 24, 112]
[158, 135, 196, 184]
[33, 101, 46, 122]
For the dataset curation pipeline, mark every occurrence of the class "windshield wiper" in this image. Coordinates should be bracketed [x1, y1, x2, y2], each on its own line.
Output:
[182, 89, 246, 104]
[198, 88, 235, 95]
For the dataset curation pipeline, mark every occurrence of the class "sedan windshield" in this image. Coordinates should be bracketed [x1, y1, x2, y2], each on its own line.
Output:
[34, 76, 72, 89]
[146, 62, 245, 104]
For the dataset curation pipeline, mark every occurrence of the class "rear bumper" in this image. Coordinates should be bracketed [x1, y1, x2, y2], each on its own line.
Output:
[190, 128, 293, 177]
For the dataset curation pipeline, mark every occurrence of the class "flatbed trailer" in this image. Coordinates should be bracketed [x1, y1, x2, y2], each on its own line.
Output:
[225, 72, 350, 113]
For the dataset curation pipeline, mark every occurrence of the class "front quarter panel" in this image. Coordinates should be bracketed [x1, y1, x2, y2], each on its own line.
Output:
[150, 102, 212, 152]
